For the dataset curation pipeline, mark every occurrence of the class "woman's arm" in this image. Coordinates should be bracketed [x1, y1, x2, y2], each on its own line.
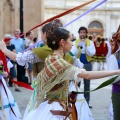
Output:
[0, 40, 41, 65]
[3, 48, 17, 61]
[78, 70, 120, 80]
[0, 41, 17, 61]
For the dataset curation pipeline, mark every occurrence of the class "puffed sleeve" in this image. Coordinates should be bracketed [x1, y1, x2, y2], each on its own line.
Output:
[107, 55, 118, 70]
[63, 66, 85, 82]
[107, 54, 120, 83]
[16, 50, 42, 66]
[73, 58, 84, 69]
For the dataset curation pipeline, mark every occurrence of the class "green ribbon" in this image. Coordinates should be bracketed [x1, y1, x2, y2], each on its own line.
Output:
[28, 80, 38, 112]
[0, 65, 3, 74]
[72, 75, 119, 94]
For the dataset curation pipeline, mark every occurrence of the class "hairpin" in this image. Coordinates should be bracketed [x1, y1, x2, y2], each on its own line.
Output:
[52, 41, 56, 45]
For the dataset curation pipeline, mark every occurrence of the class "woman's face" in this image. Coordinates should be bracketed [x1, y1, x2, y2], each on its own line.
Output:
[63, 33, 73, 53]
[41, 31, 47, 44]
[29, 31, 34, 40]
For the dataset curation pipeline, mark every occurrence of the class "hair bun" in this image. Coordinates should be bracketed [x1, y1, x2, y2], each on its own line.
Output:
[47, 28, 70, 50]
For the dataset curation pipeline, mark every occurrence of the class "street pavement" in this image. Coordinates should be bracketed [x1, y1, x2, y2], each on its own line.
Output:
[10, 62, 112, 120]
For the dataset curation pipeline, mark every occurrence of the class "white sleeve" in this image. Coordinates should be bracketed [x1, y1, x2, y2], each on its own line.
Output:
[86, 41, 96, 56]
[107, 54, 120, 83]
[71, 42, 78, 57]
[7, 61, 13, 69]
[16, 50, 42, 66]
[64, 66, 85, 82]
[107, 55, 118, 70]
[73, 58, 84, 69]
[106, 41, 111, 61]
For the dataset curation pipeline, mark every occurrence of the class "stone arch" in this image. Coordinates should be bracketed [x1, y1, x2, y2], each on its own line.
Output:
[88, 21, 103, 29]
[3, 0, 14, 11]
[88, 20, 104, 37]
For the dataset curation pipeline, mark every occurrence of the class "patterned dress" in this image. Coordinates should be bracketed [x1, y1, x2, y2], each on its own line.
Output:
[23, 54, 94, 120]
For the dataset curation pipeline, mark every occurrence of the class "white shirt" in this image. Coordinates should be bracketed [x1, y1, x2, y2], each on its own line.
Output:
[71, 40, 96, 57]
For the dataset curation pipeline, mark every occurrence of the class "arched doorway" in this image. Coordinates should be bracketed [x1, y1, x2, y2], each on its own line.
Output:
[88, 21, 103, 36]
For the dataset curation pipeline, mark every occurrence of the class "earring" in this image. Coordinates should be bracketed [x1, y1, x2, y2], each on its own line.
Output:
[61, 45, 64, 57]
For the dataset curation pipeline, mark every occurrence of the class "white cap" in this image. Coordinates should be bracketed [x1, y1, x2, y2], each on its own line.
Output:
[4, 34, 11, 38]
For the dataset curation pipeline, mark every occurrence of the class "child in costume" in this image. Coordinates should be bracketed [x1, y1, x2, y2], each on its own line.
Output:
[0, 51, 22, 120]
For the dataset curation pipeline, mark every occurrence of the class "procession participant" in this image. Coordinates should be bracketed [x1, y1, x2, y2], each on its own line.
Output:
[4, 34, 21, 92]
[99, 37, 108, 70]
[108, 26, 120, 120]
[71, 26, 96, 108]
[0, 53, 21, 120]
[23, 20, 93, 120]
[23, 27, 120, 120]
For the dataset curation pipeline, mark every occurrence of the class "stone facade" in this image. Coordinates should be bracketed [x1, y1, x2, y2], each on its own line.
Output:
[44, 0, 120, 38]
[0, 0, 20, 39]
[0, 0, 120, 40]
[0, 0, 44, 39]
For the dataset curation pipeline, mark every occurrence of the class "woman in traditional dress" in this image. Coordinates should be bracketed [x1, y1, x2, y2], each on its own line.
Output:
[0, 27, 120, 120]
[0, 57, 21, 120]
[23, 22, 93, 120]
[108, 30, 120, 120]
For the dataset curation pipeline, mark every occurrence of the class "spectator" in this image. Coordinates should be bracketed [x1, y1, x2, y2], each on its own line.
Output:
[4, 34, 21, 92]
[10, 29, 25, 83]
[24, 31, 34, 84]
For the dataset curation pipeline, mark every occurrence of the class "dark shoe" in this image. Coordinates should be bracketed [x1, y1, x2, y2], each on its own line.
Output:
[29, 82, 32, 85]
[89, 106, 92, 109]
[15, 88, 22, 92]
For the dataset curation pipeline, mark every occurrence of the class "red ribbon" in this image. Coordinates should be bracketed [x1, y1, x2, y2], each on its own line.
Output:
[0, 50, 33, 90]
[0, 0, 95, 90]
[20, 0, 95, 37]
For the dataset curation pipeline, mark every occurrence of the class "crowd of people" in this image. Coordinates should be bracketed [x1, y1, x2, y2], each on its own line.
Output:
[0, 19, 120, 120]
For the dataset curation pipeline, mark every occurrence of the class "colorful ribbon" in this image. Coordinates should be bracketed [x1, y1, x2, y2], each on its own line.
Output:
[23, 0, 106, 52]
[72, 76, 119, 94]
[19, 0, 95, 38]
[62, 0, 107, 28]
[0, 50, 33, 90]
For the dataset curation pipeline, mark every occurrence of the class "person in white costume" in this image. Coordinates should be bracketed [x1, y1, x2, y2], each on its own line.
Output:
[0, 59, 22, 120]
[107, 28, 120, 120]
[71, 26, 96, 108]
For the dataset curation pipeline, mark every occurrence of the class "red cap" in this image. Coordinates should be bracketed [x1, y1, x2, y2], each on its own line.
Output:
[4, 38, 11, 42]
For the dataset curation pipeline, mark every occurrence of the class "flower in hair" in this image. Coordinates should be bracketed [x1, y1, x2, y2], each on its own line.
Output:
[52, 41, 56, 45]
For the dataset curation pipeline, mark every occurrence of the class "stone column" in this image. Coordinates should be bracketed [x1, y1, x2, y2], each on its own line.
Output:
[23, 0, 44, 36]
[0, 0, 3, 40]
[13, 0, 20, 33]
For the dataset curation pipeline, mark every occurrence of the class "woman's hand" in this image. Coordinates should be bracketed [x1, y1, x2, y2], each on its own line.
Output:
[0, 40, 6, 51]
[2, 71, 8, 77]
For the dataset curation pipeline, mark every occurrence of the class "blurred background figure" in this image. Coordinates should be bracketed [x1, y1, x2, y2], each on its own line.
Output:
[93, 36, 108, 71]
[24, 31, 34, 84]
[10, 29, 26, 83]
[4, 34, 21, 92]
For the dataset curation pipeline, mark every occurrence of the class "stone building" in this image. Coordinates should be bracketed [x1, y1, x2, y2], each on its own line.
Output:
[44, 0, 120, 39]
[0, 0, 44, 39]
[0, 0, 120, 40]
